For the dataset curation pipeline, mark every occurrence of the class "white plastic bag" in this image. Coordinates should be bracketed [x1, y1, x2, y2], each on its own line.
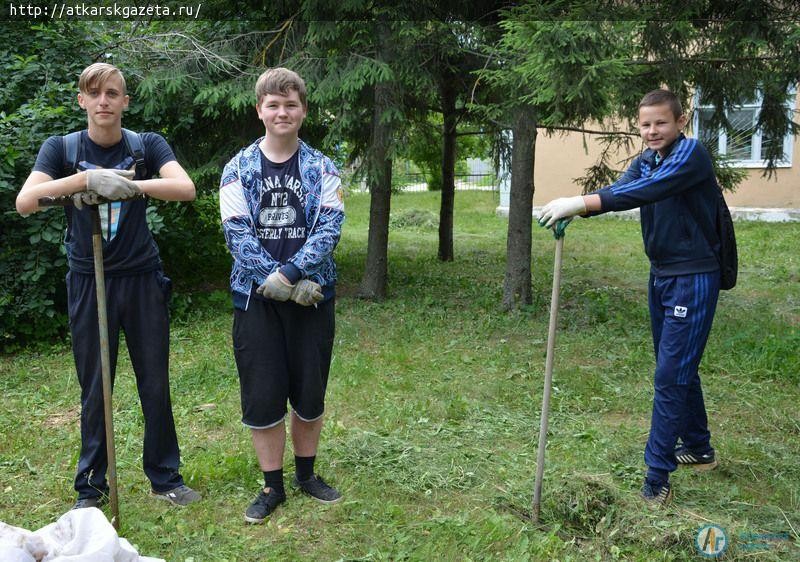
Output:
[0, 509, 163, 562]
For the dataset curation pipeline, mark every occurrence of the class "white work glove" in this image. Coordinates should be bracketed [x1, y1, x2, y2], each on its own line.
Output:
[290, 279, 324, 306]
[256, 270, 294, 301]
[538, 196, 586, 228]
[71, 191, 102, 210]
[86, 168, 140, 201]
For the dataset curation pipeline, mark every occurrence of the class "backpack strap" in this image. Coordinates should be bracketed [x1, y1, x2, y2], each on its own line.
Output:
[62, 129, 146, 177]
[61, 131, 84, 227]
[122, 128, 147, 178]
[62, 131, 82, 176]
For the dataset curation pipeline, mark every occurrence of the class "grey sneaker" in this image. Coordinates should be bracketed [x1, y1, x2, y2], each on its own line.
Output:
[244, 487, 286, 524]
[293, 474, 342, 504]
[150, 485, 201, 506]
[675, 446, 718, 471]
[72, 495, 108, 510]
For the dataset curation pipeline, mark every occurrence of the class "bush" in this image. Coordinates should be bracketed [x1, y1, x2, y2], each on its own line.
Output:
[153, 176, 231, 291]
[0, 23, 89, 351]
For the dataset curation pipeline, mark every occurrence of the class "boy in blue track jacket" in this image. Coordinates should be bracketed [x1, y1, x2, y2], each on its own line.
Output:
[219, 68, 345, 523]
[539, 89, 722, 505]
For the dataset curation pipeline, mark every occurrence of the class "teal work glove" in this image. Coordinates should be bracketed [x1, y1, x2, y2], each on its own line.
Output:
[290, 279, 324, 306]
[86, 168, 140, 201]
[256, 270, 294, 301]
[551, 218, 572, 240]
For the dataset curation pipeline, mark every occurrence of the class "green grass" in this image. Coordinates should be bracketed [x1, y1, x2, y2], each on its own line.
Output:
[1, 191, 798, 561]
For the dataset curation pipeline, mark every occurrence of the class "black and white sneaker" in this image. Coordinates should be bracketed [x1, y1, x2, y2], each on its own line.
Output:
[245, 487, 286, 524]
[293, 474, 342, 504]
[72, 495, 108, 510]
[641, 480, 673, 506]
[675, 446, 718, 471]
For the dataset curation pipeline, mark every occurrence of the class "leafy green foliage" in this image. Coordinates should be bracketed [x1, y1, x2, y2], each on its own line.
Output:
[397, 115, 492, 192]
[0, 23, 100, 350]
[481, 13, 800, 190]
[297, 15, 411, 170]
[152, 188, 231, 291]
[490, 19, 638, 129]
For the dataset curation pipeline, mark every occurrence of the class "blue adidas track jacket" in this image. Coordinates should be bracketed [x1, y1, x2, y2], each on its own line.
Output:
[591, 134, 721, 277]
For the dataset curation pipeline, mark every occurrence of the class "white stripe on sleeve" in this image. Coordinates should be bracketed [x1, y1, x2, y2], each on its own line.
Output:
[220, 179, 249, 222]
[320, 173, 344, 211]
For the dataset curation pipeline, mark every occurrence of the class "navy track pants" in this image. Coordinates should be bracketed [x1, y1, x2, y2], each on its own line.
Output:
[67, 269, 184, 498]
[645, 271, 720, 485]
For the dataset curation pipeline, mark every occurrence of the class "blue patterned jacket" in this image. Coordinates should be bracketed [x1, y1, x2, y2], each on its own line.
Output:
[219, 139, 345, 310]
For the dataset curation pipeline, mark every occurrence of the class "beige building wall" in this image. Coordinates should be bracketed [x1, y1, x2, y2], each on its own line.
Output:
[531, 94, 800, 209]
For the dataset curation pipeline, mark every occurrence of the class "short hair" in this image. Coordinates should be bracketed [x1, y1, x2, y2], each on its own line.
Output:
[255, 67, 307, 108]
[638, 89, 683, 119]
[78, 63, 127, 95]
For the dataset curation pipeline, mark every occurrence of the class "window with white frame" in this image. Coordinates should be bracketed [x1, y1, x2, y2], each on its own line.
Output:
[693, 90, 795, 168]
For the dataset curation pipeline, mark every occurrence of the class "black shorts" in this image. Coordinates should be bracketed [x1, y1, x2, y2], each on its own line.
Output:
[233, 298, 335, 428]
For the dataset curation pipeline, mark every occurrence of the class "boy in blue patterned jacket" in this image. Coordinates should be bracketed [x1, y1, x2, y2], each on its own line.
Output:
[539, 89, 722, 506]
[219, 67, 345, 523]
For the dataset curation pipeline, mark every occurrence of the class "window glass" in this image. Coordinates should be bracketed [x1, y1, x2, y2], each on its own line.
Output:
[697, 108, 719, 151]
[726, 108, 756, 160]
[760, 127, 781, 160]
[693, 89, 794, 166]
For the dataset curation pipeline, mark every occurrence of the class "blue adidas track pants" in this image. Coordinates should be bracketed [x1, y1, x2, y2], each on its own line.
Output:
[645, 271, 720, 485]
[66, 269, 184, 498]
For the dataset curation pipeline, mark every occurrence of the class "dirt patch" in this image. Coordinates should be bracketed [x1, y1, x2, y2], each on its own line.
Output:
[42, 405, 80, 428]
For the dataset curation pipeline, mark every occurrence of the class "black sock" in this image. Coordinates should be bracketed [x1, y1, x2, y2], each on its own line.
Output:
[295, 455, 316, 482]
[263, 468, 285, 496]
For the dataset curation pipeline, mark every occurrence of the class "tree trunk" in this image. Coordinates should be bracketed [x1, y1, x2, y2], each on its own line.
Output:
[438, 77, 457, 262]
[358, 22, 394, 300]
[502, 107, 537, 310]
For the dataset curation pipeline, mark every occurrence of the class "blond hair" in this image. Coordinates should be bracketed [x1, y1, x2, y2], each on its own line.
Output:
[255, 67, 307, 107]
[78, 63, 127, 94]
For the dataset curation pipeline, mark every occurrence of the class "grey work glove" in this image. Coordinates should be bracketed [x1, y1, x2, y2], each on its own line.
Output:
[71, 191, 102, 210]
[256, 270, 294, 301]
[86, 168, 140, 200]
[290, 279, 324, 306]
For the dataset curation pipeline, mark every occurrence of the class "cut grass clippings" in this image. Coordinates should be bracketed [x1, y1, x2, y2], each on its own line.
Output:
[1, 191, 798, 561]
